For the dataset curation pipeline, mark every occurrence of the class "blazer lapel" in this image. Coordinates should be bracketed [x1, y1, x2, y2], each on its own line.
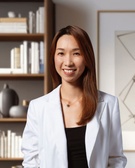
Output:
[48, 85, 68, 167]
[85, 92, 106, 166]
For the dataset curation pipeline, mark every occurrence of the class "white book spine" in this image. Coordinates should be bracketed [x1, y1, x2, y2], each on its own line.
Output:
[14, 48, 20, 69]
[31, 42, 35, 74]
[23, 41, 28, 74]
[36, 9, 40, 33]
[0, 131, 5, 158]
[18, 136, 23, 158]
[34, 42, 40, 74]
[39, 41, 44, 73]
[20, 44, 24, 72]
[39, 7, 45, 33]
[28, 11, 36, 33]
[7, 130, 11, 158]
[14, 135, 18, 158]
[11, 132, 16, 158]
[10, 48, 15, 70]
[4, 136, 7, 158]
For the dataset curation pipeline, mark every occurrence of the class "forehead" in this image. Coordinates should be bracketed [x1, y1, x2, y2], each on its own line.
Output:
[56, 35, 79, 48]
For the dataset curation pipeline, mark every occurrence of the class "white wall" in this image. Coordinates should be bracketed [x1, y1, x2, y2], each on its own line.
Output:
[53, 0, 135, 167]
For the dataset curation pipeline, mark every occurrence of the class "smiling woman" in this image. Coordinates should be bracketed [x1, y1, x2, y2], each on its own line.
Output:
[21, 25, 127, 168]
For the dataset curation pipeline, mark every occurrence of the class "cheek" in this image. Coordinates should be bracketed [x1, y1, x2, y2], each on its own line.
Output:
[78, 59, 85, 72]
[54, 57, 61, 72]
[80, 65, 85, 74]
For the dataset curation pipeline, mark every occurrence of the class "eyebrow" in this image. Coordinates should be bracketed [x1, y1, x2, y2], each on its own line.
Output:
[56, 48, 80, 51]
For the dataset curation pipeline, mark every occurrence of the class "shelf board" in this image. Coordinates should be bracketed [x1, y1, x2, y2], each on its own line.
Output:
[0, 118, 26, 122]
[0, 33, 44, 41]
[0, 73, 44, 80]
[0, 158, 23, 161]
[0, 0, 43, 2]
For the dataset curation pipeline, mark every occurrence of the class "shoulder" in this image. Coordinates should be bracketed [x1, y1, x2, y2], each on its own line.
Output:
[98, 90, 118, 104]
[30, 85, 61, 106]
[98, 91, 120, 117]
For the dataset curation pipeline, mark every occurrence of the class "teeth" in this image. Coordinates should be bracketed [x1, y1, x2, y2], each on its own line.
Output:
[64, 69, 74, 73]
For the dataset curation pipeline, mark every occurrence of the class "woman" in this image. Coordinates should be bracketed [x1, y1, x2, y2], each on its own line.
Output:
[21, 25, 127, 168]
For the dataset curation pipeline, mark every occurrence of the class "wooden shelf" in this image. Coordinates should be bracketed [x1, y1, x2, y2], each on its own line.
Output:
[0, 158, 23, 161]
[0, 118, 26, 122]
[0, 0, 43, 2]
[0, 73, 44, 80]
[0, 33, 44, 41]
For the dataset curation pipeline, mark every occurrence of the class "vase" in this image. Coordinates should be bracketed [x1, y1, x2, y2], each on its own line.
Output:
[9, 100, 29, 118]
[0, 84, 19, 117]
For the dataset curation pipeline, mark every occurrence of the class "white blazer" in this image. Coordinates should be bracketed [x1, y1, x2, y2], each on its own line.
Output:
[21, 85, 127, 168]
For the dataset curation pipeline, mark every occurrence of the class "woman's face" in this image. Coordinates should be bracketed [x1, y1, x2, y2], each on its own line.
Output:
[54, 35, 85, 85]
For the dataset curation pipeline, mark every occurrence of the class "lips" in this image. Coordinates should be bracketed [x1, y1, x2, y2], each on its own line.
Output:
[63, 69, 76, 75]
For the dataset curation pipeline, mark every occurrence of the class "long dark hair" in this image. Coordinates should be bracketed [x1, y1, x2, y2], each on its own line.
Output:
[50, 25, 98, 125]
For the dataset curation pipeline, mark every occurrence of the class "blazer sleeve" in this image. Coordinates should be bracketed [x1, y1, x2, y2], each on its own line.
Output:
[21, 100, 40, 168]
[108, 97, 127, 167]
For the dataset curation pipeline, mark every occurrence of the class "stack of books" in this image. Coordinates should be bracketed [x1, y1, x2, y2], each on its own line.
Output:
[28, 6, 45, 33]
[0, 41, 44, 74]
[10, 41, 44, 74]
[0, 130, 23, 158]
[0, 17, 27, 33]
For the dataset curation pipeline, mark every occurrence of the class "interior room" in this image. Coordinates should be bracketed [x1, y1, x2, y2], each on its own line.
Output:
[0, 0, 134, 167]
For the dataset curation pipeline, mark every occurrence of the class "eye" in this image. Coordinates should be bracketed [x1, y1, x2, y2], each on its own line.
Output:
[73, 52, 81, 56]
[57, 52, 64, 56]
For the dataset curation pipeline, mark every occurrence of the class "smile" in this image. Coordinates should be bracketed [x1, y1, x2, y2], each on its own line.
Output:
[63, 69, 76, 75]
[63, 69, 75, 72]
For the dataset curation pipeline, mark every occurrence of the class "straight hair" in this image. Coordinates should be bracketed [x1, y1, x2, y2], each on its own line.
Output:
[50, 25, 98, 125]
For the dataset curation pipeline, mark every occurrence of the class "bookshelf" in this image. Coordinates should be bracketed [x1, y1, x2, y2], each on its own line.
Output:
[0, 0, 55, 167]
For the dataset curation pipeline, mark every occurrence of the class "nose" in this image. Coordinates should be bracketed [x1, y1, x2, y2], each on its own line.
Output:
[64, 55, 73, 66]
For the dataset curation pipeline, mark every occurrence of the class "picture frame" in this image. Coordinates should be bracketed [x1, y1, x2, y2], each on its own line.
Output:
[97, 10, 135, 151]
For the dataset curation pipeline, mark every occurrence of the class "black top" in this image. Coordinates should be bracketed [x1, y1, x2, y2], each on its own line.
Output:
[65, 126, 88, 168]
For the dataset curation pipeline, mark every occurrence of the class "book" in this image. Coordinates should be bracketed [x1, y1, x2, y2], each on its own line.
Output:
[23, 41, 29, 73]
[20, 44, 24, 72]
[0, 68, 12, 74]
[7, 130, 11, 158]
[36, 9, 40, 33]
[0, 130, 5, 158]
[10, 47, 21, 69]
[39, 7, 45, 33]
[36, 7, 45, 33]
[0, 23, 27, 26]
[31, 42, 40, 74]
[28, 11, 36, 33]
[0, 18, 27, 33]
[4, 135, 7, 157]
[0, 17, 27, 22]
[11, 132, 16, 158]
[39, 41, 44, 73]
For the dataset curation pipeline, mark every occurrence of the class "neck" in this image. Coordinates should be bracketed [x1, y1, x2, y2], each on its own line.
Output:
[60, 83, 83, 100]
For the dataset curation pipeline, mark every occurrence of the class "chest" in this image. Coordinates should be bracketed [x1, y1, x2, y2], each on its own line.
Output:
[61, 101, 83, 127]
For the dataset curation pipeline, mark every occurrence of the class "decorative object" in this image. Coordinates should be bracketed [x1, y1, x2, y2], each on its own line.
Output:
[97, 10, 135, 151]
[9, 100, 29, 118]
[8, 11, 16, 18]
[0, 84, 19, 117]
